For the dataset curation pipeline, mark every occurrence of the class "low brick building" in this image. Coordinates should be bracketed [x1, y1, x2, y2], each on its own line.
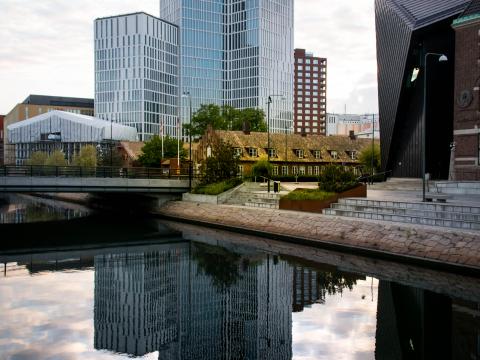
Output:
[195, 128, 371, 177]
[452, 0, 480, 180]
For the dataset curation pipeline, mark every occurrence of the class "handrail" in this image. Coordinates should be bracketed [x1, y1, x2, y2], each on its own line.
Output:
[357, 170, 392, 184]
[0, 165, 203, 180]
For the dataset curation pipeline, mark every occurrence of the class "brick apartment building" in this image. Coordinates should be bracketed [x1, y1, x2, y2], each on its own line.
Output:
[294, 49, 327, 135]
[452, 0, 480, 180]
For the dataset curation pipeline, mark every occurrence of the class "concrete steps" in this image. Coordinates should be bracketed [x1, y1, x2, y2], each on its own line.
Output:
[368, 177, 423, 191]
[435, 181, 480, 195]
[225, 182, 281, 208]
[323, 198, 480, 230]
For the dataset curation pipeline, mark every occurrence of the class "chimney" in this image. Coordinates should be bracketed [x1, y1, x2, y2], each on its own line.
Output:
[349, 130, 356, 140]
[242, 121, 251, 135]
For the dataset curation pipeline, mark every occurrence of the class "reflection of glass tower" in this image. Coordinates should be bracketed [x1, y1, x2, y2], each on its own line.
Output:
[94, 244, 189, 356]
[159, 0, 294, 135]
[93, 243, 293, 359]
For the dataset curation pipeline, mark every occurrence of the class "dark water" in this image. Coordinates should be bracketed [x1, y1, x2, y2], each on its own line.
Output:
[0, 197, 479, 360]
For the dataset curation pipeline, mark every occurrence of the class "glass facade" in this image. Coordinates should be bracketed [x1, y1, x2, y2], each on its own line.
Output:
[160, 0, 294, 135]
[94, 13, 179, 141]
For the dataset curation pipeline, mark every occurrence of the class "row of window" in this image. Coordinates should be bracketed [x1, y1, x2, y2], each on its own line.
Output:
[296, 58, 326, 65]
[235, 147, 356, 160]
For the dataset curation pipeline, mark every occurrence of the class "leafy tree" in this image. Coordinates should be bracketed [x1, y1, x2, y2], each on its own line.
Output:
[73, 145, 97, 167]
[358, 143, 381, 174]
[201, 140, 239, 184]
[232, 108, 267, 132]
[25, 151, 48, 166]
[185, 104, 267, 136]
[98, 145, 124, 167]
[252, 157, 272, 178]
[318, 164, 358, 193]
[45, 150, 67, 166]
[138, 135, 186, 168]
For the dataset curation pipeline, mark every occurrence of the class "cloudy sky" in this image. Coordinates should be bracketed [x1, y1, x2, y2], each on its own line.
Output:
[0, 0, 378, 115]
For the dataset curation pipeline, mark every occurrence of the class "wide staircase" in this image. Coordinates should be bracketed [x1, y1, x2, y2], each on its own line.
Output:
[367, 177, 423, 191]
[323, 198, 480, 231]
[435, 181, 480, 195]
[225, 182, 282, 209]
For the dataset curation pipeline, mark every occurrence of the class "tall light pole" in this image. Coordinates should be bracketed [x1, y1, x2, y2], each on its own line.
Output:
[266, 94, 285, 193]
[422, 52, 448, 202]
[183, 91, 193, 192]
[364, 113, 376, 182]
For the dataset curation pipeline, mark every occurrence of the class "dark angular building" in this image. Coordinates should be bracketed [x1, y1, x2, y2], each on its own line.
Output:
[452, 0, 480, 180]
[375, 0, 470, 179]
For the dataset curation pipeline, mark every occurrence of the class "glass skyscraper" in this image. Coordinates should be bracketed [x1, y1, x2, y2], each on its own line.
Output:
[160, 0, 294, 134]
[94, 12, 179, 141]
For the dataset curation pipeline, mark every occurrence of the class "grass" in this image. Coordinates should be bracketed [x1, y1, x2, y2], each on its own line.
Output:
[281, 189, 336, 201]
[193, 179, 242, 195]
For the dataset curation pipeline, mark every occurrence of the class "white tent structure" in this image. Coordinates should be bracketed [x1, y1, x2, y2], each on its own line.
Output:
[7, 110, 138, 165]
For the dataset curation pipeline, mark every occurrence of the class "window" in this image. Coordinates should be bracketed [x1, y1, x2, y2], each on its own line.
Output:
[272, 166, 279, 176]
[314, 166, 320, 175]
[282, 165, 288, 175]
[248, 148, 258, 157]
[313, 150, 321, 159]
[299, 166, 306, 175]
[233, 148, 242, 157]
[238, 165, 244, 175]
[295, 149, 304, 158]
[330, 150, 338, 159]
[308, 166, 313, 175]
[349, 151, 357, 160]
[267, 148, 276, 157]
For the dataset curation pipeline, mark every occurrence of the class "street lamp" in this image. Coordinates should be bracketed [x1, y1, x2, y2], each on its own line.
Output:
[267, 94, 285, 193]
[422, 52, 448, 202]
[182, 91, 193, 192]
[364, 113, 376, 183]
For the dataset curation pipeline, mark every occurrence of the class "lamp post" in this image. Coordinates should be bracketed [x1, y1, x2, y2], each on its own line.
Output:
[267, 94, 285, 193]
[182, 91, 193, 192]
[422, 53, 448, 202]
[364, 113, 376, 183]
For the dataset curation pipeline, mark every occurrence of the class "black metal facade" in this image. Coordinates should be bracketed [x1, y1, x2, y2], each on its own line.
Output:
[375, 0, 470, 179]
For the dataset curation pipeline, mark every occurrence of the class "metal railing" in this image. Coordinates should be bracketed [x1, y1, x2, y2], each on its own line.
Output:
[0, 165, 200, 180]
[357, 170, 392, 184]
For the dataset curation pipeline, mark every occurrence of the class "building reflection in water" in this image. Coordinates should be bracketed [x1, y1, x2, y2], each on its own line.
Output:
[94, 242, 299, 359]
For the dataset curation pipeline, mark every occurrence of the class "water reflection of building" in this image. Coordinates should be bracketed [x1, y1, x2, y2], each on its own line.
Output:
[375, 280, 480, 360]
[94, 243, 293, 359]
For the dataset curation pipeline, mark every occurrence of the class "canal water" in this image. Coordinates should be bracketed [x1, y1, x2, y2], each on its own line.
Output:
[0, 195, 479, 360]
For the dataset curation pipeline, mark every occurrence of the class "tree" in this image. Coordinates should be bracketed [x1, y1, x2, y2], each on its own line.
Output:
[97, 145, 124, 167]
[138, 135, 186, 168]
[201, 140, 239, 184]
[45, 150, 67, 166]
[186, 104, 226, 136]
[252, 157, 272, 178]
[185, 104, 267, 136]
[25, 151, 48, 166]
[233, 108, 267, 132]
[73, 145, 97, 167]
[358, 143, 381, 174]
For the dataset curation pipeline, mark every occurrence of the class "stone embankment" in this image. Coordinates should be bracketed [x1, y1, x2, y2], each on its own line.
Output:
[157, 201, 480, 274]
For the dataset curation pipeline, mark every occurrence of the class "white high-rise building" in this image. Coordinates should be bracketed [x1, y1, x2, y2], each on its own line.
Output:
[159, 0, 294, 134]
[94, 12, 179, 141]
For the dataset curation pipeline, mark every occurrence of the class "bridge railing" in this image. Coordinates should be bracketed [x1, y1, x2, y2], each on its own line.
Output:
[0, 165, 200, 180]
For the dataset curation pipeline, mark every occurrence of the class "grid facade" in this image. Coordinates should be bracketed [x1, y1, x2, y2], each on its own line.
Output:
[94, 12, 179, 141]
[294, 49, 327, 135]
[160, 0, 294, 135]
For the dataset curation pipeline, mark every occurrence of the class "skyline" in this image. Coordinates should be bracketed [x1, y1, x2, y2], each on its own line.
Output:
[0, 0, 378, 116]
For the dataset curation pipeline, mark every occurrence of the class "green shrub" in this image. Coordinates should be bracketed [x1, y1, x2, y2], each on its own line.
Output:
[318, 164, 359, 193]
[252, 158, 272, 178]
[282, 189, 336, 201]
[193, 178, 242, 195]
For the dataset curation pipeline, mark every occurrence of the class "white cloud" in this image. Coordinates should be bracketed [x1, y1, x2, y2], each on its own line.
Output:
[0, 0, 378, 115]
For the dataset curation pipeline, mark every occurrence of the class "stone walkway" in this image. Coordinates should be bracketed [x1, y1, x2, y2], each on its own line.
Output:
[157, 201, 480, 271]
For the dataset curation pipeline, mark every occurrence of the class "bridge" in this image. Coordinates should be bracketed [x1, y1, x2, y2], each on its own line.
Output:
[0, 165, 193, 193]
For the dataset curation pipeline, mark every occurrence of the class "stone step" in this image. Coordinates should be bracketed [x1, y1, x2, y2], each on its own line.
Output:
[339, 198, 480, 214]
[323, 208, 480, 230]
[331, 203, 480, 222]
[434, 182, 480, 195]
[245, 201, 278, 209]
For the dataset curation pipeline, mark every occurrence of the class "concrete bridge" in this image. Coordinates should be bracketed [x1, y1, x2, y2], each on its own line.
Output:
[0, 165, 192, 193]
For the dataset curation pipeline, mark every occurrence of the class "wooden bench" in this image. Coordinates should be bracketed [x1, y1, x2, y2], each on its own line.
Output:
[418, 193, 451, 203]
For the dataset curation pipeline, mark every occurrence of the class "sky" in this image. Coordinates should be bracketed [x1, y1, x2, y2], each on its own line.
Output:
[0, 0, 378, 116]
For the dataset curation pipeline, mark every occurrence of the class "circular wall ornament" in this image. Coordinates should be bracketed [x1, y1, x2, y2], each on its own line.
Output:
[457, 90, 473, 108]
